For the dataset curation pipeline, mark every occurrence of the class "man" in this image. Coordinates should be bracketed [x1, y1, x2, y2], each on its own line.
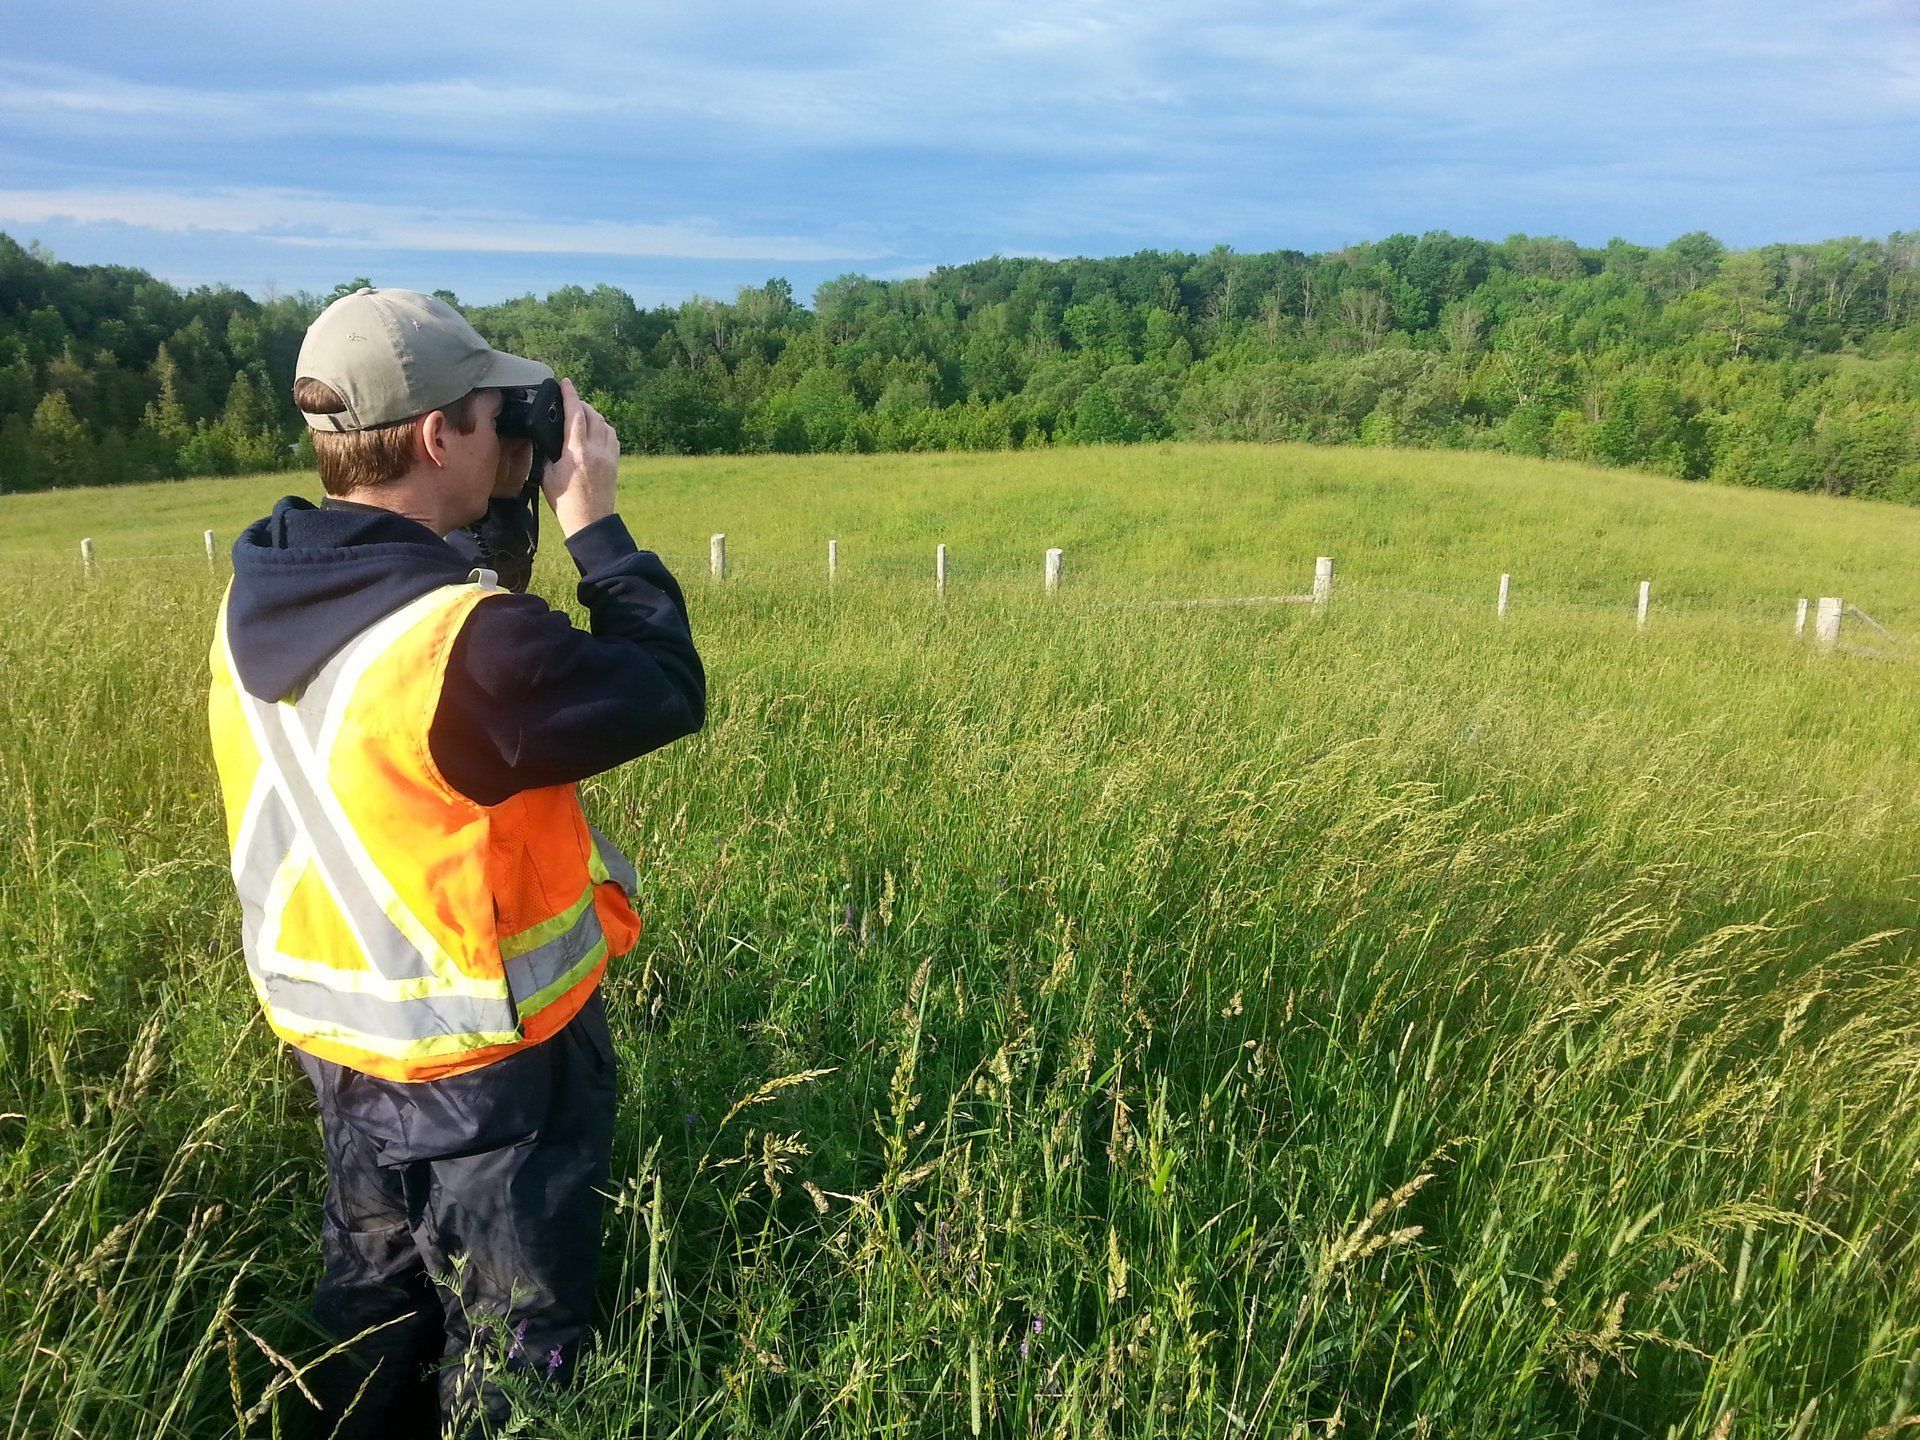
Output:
[206, 287, 705, 1436]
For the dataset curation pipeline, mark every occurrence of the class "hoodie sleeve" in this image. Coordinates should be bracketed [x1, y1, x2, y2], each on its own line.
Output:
[428, 514, 706, 806]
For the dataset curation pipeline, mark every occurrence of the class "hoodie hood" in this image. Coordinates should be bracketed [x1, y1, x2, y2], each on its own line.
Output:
[226, 495, 473, 701]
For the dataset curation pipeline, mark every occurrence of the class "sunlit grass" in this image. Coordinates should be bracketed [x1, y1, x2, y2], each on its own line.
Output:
[1, 445, 1918, 1436]
[5, 442, 1918, 623]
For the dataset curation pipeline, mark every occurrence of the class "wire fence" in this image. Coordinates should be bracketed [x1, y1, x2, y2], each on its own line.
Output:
[23, 531, 1914, 658]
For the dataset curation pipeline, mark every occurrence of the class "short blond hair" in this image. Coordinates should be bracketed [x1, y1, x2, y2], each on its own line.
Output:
[293, 377, 483, 496]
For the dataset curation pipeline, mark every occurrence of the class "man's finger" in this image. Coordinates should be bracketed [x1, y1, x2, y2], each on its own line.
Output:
[567, 395, 593, 445]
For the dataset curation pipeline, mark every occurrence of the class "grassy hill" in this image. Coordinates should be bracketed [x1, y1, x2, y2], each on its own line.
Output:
[7, 442, 1920, 622]
[2, 443, 1917, 1437]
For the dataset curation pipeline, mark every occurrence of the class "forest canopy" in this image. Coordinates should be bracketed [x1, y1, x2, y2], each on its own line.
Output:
[2, 228, 1918, 501]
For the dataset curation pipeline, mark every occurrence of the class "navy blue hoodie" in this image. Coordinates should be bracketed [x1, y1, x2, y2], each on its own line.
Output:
[227, 494, 704, 805]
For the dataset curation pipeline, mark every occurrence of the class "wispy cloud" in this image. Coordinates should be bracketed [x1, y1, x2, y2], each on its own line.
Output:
[11, 6, 1910, 172]
[3, 0, 1916, 303]
[0, 186, 880, 262]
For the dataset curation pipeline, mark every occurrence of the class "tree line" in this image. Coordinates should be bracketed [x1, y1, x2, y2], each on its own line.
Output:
[3, 227, 1918, 501]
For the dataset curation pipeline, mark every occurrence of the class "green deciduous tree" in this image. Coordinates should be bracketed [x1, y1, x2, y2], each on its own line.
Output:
[8, 226, 1920, 502]
[26, 390, 93, 489]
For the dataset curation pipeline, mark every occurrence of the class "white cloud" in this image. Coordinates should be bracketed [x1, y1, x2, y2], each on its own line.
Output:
[0, 62, 247, 120]
[7, 4, 1917, 161]
[2, 0, 1914, 284]
[992, 17, 1111, 50]
[0, 185, 881, 262]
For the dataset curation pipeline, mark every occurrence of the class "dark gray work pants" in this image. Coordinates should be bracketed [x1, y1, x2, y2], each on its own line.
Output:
[293, 989, 617, 1439]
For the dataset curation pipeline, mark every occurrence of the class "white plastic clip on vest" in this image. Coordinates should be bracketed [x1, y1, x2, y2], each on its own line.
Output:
[468, 567, 500, 591]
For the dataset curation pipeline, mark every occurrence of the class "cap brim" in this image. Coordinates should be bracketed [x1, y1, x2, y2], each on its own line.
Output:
[474, 349, 554, 388]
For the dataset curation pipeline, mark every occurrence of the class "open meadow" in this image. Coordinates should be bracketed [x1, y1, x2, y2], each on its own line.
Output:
[3, 442, 1920, 1438]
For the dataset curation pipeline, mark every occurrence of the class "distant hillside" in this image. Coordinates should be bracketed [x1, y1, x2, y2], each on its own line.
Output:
[2, 228, 1917, 501]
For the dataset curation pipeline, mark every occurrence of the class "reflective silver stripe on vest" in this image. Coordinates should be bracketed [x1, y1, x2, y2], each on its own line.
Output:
[232, 783, 296, 963]
[254, 886, 609, 1050]
[588, 823, 639, 897]
[256, 969, 525, 1044]
[236, 689, 440, 984]
[285, 641, 357, 745]
[504, 892, 609, 1010]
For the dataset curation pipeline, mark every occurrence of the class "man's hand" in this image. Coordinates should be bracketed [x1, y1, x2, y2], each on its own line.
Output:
[540, 379, 620, 538]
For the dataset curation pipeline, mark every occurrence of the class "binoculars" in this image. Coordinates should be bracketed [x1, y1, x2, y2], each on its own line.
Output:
[495, 378, 566, 475]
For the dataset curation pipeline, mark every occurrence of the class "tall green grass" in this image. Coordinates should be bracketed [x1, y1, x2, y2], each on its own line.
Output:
[2, 444, 1918, 1437]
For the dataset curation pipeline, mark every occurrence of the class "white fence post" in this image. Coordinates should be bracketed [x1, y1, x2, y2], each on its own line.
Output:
[936, 543, 948, 597]
[1794, 598, 1808, 638]
[1044, 548, 1063, 595]
[1312, 556, 1335, 609]
[1815, 597, 1843, 652]
[80, 537, 94, 576]
[1636, 580, 1652, 630]
[1497, 573, 1511, 618]
[204, 529, 217, 566]
[710, 533, 727, 580]
[827, 539, 838, 582]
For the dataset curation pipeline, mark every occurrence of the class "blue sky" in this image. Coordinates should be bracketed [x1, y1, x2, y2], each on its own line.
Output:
[3, 0, 1916, 308]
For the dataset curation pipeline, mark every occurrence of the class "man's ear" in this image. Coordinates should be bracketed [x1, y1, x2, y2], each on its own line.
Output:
[415, 410, 449, 469]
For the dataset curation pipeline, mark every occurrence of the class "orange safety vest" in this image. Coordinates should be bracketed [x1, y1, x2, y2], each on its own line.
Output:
[207, 569, 643, 1082]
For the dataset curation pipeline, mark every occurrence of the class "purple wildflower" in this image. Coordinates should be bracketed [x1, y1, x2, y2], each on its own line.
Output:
[1032, 1315, 1044, 1335]
[509, 1320, 527, 1361]
[546, 1345, 564, 1378]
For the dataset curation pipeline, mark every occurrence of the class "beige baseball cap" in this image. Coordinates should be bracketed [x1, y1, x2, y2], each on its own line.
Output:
[294, 286, 553, 432]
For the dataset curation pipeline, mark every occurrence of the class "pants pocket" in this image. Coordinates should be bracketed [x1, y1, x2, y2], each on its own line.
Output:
[573, 988, 618, 1084]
